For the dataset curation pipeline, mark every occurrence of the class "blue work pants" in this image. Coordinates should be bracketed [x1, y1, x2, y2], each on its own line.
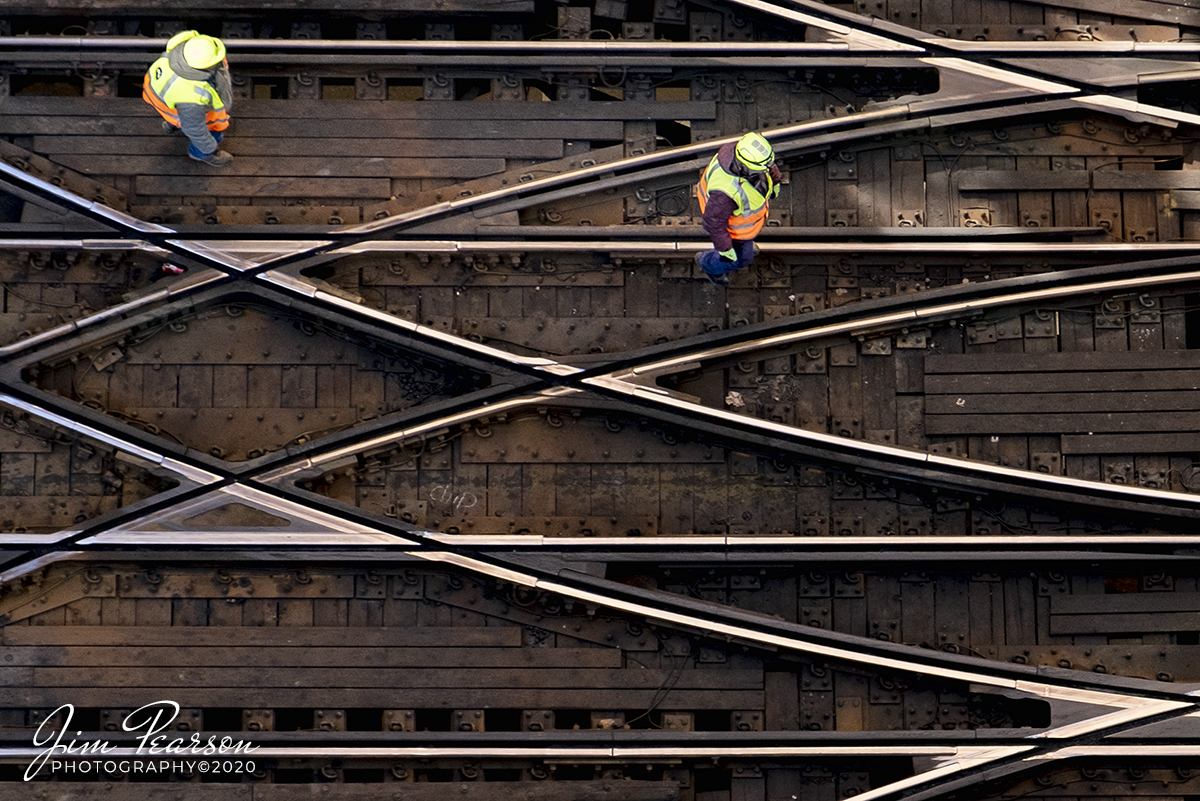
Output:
[187, 130, 224, 160]
[696, 239, 756, 276]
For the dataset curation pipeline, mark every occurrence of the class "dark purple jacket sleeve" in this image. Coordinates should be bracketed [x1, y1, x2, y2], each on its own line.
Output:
[701, 190, 737, 253]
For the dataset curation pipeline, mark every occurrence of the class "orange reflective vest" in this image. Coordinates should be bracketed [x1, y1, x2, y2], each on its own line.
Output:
[142, 56, 230, 132]
[695, 154, 772, 240]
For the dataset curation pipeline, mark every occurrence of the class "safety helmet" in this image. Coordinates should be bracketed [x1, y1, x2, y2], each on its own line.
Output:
[169, 30, 226, 69]
[734, 132, 774, 172]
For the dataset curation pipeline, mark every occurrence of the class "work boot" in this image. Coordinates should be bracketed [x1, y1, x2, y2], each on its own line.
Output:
[189, 149, 233, 168]
[694, 252, 730, 286]
[161, 121, 181, 136]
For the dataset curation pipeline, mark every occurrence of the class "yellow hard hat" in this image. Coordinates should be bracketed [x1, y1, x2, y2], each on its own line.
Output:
[735, 132, 774, 172]
[177, 32, 226, 69]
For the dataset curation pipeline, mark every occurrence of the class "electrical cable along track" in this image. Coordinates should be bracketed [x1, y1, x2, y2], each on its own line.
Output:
[6, 0, 1200, 798]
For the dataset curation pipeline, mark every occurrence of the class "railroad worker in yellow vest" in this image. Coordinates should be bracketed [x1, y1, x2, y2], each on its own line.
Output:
[142, 31, 234, 168]
[694, 132, 782, 286]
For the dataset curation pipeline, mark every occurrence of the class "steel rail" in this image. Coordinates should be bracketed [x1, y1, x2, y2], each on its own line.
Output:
[0, 0, 1189, 277]
[0, 413, 1192, 725]
[5, 512, 1182, 713]
[280, 238, 1200, 257]
[258, 271, 582, 377]
[1, 234, 1192, 273]
[0, 53, 932, 69]
[0, 167, 255, 282]
[0, 268, 225, 361]
[0, 744, 969, 760]
[0, 9, 1198, 796]
[1, 740, 1190, 800]
[6, 478, 1186, 712]
[6, 253, 1200, 588]
[0, 35, 1190, 57]
[13, 539, 1200, 569]
[0, 492, 1194, 799]
[603, 265, 1200, 379]
[583, 380, 1200, 519]
[0, 62, 1167, 315]
[0, 533, 1196, 801]
[0, 392, 218, 487]
[413, 550, 1196, 708]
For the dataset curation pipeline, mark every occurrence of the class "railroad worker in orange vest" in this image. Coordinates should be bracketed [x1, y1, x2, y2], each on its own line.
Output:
[694, 132, 782, 286]
[142, 30, 234, 168]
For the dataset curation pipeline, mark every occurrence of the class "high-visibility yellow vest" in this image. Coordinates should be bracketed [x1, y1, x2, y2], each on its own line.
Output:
[695, 154, 773, 240]
[142, 49, 229, 131]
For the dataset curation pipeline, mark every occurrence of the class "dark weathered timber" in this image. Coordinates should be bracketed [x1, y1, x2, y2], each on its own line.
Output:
[0, 97, 714, 121]
[925, 411, 1200, 435]
[923, 371, 1200, 394]
[0, 645, 625, 668]
[0, 116, 626, 141]
[0, 626, 522, 647]
[133, 176, 393, 198]
[925, 350, 1200, 375]
[54, 155, 506, 179]
[1054, 591, 1200, 615]
[960, 170, 1200, 192]
[986, 0, 1200, 27]
[926, 390, 1200, 414]
[957, 171, 1091, 191]
[1061, 432, 1200, 453]
[0, 0, 534, 8]
[0, 688, 765, 709]
[2, 667, 762, 689]
[0, 783, 679, 801]
[1049, 612, 1200, 635]
[33, 135, 565, 160]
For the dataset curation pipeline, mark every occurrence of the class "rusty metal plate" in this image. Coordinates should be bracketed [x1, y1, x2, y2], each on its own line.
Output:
[132, 204, 357, 226]
[800, 514, 829, 536]
[793, 293, 825, 314]
[1024, 311, 1056, 338]
[1031, 452, 1062, 475]
[796, 346, 826, 374]
[0, 570, 116, 624]
[441, 515, 659, 537]
[894, 330, 928, 348]
[359, 259, 625, 288]
[993, 316, 1022, 340]
[959, 208, 991, 227]
[861, 337, 892, 356]
[827, 154, 857, 181]
[0, 426, 53, 453]
[827, 209, 857, 227]
[0, 496, 119, 531]
[965, 322, 996, 345]
[114, 570, 355, 599]
[828, 343, 858, 367]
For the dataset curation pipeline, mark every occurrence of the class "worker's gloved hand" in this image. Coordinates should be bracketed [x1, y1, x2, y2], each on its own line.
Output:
[718, 248, 737, 262]
[769, 182, 781, 198]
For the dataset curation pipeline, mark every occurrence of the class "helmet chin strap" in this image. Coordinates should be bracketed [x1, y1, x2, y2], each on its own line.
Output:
[732, 159, 770, 193]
